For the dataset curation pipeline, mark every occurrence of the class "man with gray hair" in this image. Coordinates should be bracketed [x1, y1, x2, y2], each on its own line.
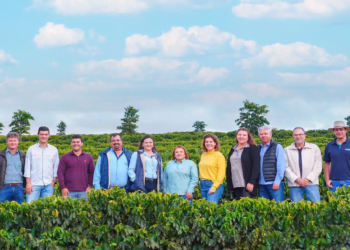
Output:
[284, 127, 322, 202]
[258, 126, 286, 202]
[0, 132, 26, 204]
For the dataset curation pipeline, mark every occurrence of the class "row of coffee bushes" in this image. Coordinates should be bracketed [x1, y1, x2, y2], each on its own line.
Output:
[0, 187, 350, 249]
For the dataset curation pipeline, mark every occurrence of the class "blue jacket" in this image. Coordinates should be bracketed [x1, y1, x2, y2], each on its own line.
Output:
[129, 150, 163, 192]
[99, 147, 133, 189]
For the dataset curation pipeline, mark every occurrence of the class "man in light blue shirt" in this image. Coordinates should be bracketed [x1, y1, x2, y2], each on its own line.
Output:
[24, 126, 59, 203]
[258, 126, 286, 202]
[93, 133, 133, 190]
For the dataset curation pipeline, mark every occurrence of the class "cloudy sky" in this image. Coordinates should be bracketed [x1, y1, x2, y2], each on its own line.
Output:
[1, 0, 350, 135]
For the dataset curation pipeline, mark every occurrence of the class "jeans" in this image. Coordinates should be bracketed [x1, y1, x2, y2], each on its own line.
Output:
[26, 184, 54, 203]
[259, 183, 284, 202]
[232, 187, 253, 200]
[289, 185, 320, 203]
[0, 184, 24, 204]
[180, 195, 193, 205]
[329, 180, 350, 193]
[200, 180, 224, 204]
[145, 180, 158, 194]
[68, 191, 87, 201]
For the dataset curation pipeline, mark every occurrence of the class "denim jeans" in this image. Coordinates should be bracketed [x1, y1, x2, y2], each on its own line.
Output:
[26, 184, 54, 203]
[259, 183, 284, 202]
[329, 180, 350, 193]
[68, 191, 87, 201]
[180, 195, 193, 205]
[200, 180, 224, 204]
[289, 185, 320, 203]
[0, 184, 24, 204]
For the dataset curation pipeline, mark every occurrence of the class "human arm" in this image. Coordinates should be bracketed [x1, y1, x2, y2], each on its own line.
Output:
[93, 156, 102, 189]
[210, 152, 226, 193]
[53, 148, 59, 182]
[57, 156, 67, 190]
[163, 162, 169, 193]
[324, 162, 333, 188]
[187, 161, 199, 194]
[128, 152, 138, 182]
[305, 146, 323, 185]
[273, 144, 286, 189]
[284, 147, 300, 185]
[87, 155, 95, 189]
[226, 149, 234, 192]
[24, 147, 32, 194]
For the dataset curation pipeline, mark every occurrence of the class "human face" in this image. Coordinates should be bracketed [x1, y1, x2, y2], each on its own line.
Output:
[293, 128, 306, 145]
[334, 128, 347, 140]
[71, 138, 83, 152]
[236, 130, 248, 145]
[110, 135, 123, 151]
[259, 129, 272, 145]
[142, 138, 154, 151]
[174, 147, 186, 161]
[6, 137, 19, 151]
[205, 137, 216, 151]
[38, 131, 50, 144]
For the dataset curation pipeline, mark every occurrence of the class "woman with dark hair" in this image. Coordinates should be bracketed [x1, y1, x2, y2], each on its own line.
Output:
[226, 128, 260, 200]
[163, 146, 198, 203]
[128, 135, 163, 193]
[198, 134, 226, 204]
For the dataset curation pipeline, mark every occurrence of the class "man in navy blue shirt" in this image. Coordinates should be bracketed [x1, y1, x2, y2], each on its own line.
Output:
[324, 121, 350, 192]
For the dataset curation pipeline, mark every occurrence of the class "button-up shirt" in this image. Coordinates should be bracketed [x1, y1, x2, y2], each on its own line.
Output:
[163, 159, 199, 195]
[4, 148, 23, 184]
[24, 143, 59, 186]
[259, 141, 286, 185]
[129, 150, 160, 181]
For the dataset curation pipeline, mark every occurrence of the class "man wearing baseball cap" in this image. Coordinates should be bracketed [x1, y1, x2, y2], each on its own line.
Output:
[323, 121, 350, 192]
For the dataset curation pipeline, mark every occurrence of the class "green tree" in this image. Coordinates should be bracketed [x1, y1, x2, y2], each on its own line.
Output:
[9, 110, 35, 139]
[0, 122, 4, 134]
[192, 121, 207, 132]
[56, 121, 67, 135]
[235, 100, 269, 135]
[117, 106, 139, 134]
[345, 116, 350, 127]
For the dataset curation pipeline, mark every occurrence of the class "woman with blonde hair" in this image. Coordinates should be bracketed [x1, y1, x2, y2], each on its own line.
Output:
[198, 134, 226, 204]
[163, 145, 198, 203]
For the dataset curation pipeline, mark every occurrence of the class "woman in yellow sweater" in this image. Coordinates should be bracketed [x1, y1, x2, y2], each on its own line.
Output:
[198, 134, 226, 204]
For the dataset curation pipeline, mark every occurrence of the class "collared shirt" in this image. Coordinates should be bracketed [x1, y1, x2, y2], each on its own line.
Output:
[323, 138, 350, 180]
[163, 159, 199, 195]
[4, 148, 23, 184]
[57, 151, 95, 191]
[93, 148, 129, 189]
[129, 150, 160, 181]
[24, 143, 59, 186]
[259, 141, 286, 185]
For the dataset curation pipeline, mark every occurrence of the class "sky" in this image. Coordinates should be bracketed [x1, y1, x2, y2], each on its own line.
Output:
[1, 0, 350, 135]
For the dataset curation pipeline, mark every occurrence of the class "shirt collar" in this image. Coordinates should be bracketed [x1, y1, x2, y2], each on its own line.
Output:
[38, 143, 48, 149]
[69, 150, 85, 155]
[6, 148, 19, 154]
[260, 140, 271, 147]
[331, 137, 350, 145]
[174, 159, 185, 163]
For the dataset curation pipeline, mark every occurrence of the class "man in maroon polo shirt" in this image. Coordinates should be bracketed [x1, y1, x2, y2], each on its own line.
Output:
[57, 135, 95, 200]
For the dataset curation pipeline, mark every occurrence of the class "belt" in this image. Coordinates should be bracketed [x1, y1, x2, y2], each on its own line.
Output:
[5, 183, 22, 186]
[145, 178, 157, 182]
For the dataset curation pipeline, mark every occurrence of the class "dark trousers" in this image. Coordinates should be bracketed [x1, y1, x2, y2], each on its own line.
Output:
[145, 179, 157, 193]
[232, 187, 253, 200]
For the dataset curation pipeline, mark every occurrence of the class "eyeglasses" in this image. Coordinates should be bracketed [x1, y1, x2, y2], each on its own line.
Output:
[293, 134, 305, 137]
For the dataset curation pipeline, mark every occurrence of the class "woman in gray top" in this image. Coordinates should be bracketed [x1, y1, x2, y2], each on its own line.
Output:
[226, 128, 260, 200]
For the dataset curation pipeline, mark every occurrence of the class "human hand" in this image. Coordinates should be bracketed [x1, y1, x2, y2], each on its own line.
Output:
[272, 184, 279, 190]
[209, 188, 216, 194]
[25, 183, 33, 194]
[326, 180, 333, 188]
[185, 192, 193, 200]
[62, 188, 69, 198]
[246, 183, 254, 193]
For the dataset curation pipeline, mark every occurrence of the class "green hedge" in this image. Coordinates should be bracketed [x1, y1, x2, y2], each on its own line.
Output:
[1, 187, 350, 249]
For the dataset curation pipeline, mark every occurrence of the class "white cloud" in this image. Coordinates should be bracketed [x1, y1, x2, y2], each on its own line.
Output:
[243, 83, 288, 98]
[76, 57, 199, 80]
[192, 88, 245, 105]
[192, 67, 231, 85]
[232, 0, 350, 19]
[34, 22, 85, 48]
[31, 0, 230, 15]
[280, 66, 350, 86]
[0, 50, 17, 64]
[237, 42, 348, 68]
[125, 25, 259, 57]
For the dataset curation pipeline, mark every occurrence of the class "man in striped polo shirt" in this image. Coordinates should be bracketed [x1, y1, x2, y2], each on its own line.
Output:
[57, 135, 95, 200]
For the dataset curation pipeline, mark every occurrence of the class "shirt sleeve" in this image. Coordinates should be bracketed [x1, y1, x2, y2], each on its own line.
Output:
[187, 161, 199, 193]
[53, 148, 59, 178]
[163, 162, 169, 193]
[211, 152, 226, 190]
[57, 156, 67, 190]
[128, 152, 138, 182]
[24, 147, 32, 178]
[88, 155, 95, 187]
[323, 144, 331, 162]
[93, 156, 102, 189]
[284, 147, 299, 183]
[306, 146, 323, 183]
[274, 144, 286, 185]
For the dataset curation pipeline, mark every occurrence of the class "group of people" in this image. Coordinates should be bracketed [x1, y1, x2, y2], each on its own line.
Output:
[0, 120, 349, 205]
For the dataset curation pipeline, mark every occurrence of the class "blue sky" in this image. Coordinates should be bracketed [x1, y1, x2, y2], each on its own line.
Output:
[1, 0, 350, 135]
